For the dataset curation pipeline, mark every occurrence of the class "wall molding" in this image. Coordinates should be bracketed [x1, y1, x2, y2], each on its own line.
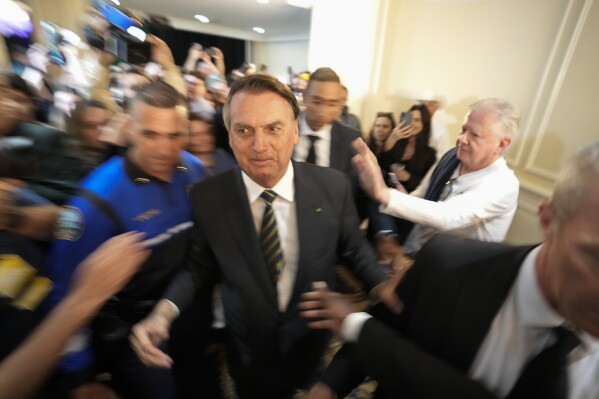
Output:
[510, 0, 594, 183]
[524, 0, 594, 179]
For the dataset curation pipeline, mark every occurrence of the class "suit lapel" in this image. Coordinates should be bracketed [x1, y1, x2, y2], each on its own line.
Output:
[288, 162, 321, 309]
[329, 122, 343, 171]
[443, 245, 536, 371]
[220, 169, 278, 305]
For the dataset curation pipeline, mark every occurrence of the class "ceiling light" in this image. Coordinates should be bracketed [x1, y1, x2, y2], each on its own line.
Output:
[194, 14, 209, 23]
[257, 0, 269, 3]
[110, 0, 120, 5]
[253, 27, 265, 34]
[286, 0, 313, 9]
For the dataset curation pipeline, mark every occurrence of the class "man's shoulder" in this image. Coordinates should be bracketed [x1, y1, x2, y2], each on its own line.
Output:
[191, 166, 240, 194]
[417, 234, 533, 272]
[79, 157, 128, 200]
[294, 161, 350, 184]
[332, 120, 362, 140]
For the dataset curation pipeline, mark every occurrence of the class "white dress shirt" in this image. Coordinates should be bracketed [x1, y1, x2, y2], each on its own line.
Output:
[382, 156, 519, 251]
[342, 245, 599, 398]
[293, 113, 332, 167]
[241, 163, 299, 312]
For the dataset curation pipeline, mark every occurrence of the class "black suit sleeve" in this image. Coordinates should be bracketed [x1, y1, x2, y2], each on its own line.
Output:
[351, 318, 499, 399]
[337, 173, 387, 291]
[162, 187, 219, 311]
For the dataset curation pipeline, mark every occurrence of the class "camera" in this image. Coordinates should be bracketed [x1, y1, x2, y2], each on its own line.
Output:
[0, 137, 36, 180]
[104, 32, 151, 65]
[87, 0, 151, 65]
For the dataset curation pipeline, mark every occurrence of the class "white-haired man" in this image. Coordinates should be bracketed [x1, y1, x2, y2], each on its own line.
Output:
[360, 98, 521, 256]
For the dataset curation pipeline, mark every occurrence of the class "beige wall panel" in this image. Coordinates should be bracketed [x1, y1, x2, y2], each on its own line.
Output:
[525, 0, 599, 178]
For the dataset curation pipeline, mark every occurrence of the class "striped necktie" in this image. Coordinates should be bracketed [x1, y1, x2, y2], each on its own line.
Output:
[259, 190, 285, 285]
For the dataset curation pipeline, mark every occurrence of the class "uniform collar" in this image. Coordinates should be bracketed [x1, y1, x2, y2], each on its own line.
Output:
[124, 154, 188, 185]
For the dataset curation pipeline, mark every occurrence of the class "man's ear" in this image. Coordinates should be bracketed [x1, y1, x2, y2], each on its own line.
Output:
[497, 137, 511, 154]
[538, 201, 555, 239]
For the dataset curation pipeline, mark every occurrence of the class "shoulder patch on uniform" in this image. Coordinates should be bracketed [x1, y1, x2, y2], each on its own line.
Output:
[54, 206, 85, 241]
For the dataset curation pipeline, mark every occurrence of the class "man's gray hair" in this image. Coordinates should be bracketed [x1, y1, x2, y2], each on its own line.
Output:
[470, 98, 520, 140]
[223, 74, 299, 131]
[550, 140, 599, 226]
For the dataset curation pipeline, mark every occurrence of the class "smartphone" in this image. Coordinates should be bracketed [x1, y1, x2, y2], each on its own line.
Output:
[400, 111, 413, 126]
[105, 34, 151, 65]
[205, 47, 216, 57]
[388, 172, 400, 185]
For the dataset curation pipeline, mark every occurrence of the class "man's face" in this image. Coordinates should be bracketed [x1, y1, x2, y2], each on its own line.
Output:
[128, 102, 185, 181]
[80, 106, 111, 149]
[188, 119, 214, 154]
[0, 77, 35, 133]
[228, 91, 298, 188]
[538, 183, 599, 337]
[304, 81, 341, 131]
[456, 109, 510, 174]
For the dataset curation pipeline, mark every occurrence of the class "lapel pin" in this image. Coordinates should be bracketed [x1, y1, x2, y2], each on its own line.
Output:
[316, 208, 322, 213]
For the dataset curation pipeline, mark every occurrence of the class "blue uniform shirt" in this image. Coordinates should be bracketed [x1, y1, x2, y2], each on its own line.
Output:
[46, 151, 205, 372]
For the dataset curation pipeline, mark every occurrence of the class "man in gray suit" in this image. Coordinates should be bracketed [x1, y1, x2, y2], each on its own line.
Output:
[130, 74, 399, 398]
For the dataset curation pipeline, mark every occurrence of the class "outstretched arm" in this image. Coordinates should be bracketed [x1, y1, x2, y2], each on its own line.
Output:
[0, 232, 148, 399]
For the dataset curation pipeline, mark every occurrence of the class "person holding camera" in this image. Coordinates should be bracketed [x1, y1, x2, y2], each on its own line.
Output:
[379, 104, 436, 194]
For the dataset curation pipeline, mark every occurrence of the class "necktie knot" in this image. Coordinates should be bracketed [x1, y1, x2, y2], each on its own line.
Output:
[508, 325, 580, 399]
[308, 134, 319, 144]
[260, 190, 278, 206]
[554, 325, 580, 355]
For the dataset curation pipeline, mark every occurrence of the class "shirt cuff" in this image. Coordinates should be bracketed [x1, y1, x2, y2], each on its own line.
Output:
[341, 312, 372, 343]
[164, 299, 180, 318]
[378, 188, 403, 214]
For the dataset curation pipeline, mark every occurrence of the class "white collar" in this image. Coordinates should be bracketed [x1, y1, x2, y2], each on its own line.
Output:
[299, 113, 332, 141]
[241, 161, 295, 204]
[517, 245, 599, 353]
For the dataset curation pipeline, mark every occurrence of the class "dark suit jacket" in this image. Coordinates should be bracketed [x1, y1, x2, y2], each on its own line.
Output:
[322, 234, 538, 399]
[329, 120, 362, 177]
[165, 161, 386, 396]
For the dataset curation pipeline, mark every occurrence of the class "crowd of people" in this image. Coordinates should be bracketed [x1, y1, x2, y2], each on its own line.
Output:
[1, 4, 599, 399]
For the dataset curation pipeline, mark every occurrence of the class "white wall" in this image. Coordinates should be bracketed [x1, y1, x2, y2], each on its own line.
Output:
[251, 39, 309, 84]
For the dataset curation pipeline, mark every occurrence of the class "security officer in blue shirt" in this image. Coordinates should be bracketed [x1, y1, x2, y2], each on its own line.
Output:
[45, 80, 208, 399]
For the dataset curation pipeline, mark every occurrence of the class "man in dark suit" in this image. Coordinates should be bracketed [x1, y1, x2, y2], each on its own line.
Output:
[293, 67, 366, 214]
[130, 74, 399, 398]
[300, 140, 599, 398]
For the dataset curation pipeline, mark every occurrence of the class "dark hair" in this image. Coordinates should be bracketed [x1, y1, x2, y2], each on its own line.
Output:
[134, 80, 185, 109]
[67, 100, 110, 137]
[0, 71, 34, 100]
[306, 67, 340, 94]
[408, 104, 432, 156]
[223, 74, 299, 131]
[189, 112, 213, 124]
[367, 112, 396, 155]
[385, 104, 432, 172]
